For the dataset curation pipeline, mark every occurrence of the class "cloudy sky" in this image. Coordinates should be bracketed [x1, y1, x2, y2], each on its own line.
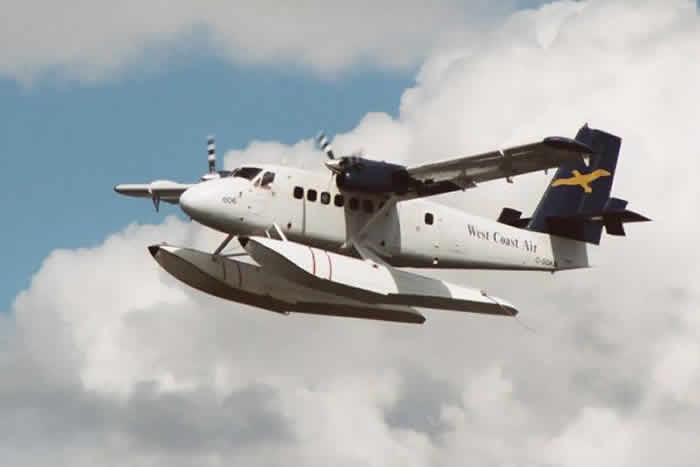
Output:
[2, 0, 700, 465]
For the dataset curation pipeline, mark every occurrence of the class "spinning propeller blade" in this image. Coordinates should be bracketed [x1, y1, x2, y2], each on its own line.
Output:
[207, 136, 216, 173]
[316, 131, 335, 160]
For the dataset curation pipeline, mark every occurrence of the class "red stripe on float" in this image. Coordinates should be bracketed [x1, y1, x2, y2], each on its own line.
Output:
[325, 250, 332, 280]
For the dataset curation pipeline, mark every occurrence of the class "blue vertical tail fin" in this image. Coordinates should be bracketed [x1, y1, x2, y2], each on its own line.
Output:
[523, 124, 649, 244]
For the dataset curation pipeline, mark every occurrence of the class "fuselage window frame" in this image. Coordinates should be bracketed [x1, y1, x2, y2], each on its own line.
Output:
[293, 186, 304, 199]
[349, 197, 359, 211]
[334, 194, 345, 207]
[425, 212, 434, 225]
[307, 189, 318, 202]
[320, 192, 331, 205]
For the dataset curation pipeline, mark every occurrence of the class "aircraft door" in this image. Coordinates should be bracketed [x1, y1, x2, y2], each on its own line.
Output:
[245, 171, 276, 221]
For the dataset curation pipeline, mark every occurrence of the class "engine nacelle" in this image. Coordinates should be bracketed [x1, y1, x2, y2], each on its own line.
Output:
[335, 158, 410, 194]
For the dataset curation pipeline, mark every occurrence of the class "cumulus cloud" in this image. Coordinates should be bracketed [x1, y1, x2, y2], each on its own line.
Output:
[4, 0, 700, 465]
[0, 0, 529, 83]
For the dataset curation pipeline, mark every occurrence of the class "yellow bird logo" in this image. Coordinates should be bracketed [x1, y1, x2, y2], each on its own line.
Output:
[551, 169, 611, 193]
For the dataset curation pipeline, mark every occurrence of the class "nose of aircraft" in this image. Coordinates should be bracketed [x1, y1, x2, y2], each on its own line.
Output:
[179, 178, 246, 233]
[179, 184, 210, 220]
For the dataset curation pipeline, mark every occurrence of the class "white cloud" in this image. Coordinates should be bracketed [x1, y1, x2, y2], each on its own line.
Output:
[0, 0, 529, 83]
[546, 407, 633, 467]
[4, 0, 700, 465]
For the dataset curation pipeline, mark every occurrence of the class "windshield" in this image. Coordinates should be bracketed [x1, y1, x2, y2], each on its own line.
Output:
[231, 167, 262, 180]
[260, 171, 275, 187]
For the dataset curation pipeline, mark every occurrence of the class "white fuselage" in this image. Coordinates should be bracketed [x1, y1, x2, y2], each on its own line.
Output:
[179, 164, 589, 271]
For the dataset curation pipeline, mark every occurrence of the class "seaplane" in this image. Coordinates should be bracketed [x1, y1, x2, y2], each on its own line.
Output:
[115, 125, 649, 324]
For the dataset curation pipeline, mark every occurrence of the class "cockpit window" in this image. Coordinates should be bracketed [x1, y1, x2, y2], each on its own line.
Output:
[231, 167, 262, 180]
[261, 171, 275, 187]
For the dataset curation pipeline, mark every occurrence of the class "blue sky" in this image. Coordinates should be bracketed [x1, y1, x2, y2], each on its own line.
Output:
[0, 57, 412, 310]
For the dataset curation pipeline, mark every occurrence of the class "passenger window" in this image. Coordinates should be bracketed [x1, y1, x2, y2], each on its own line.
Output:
[334, 194, 344, 207]
[321, 192, 330, 205]
[425, 213, 434, 225]
[261, 171, 275, 187]
[307, 189, 317, 202]
[363, 200, 374, 213]
[349, 198, 359, 210]
[293, 186, 304, 199]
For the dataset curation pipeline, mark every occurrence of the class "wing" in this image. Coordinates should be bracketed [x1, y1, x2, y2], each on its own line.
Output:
[114, 180, 192, 205]
[404, 136, 593, 198]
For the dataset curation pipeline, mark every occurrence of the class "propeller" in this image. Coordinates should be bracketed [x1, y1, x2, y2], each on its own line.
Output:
[315, 131, 335, 190]
[317, 131, 362, 174]
[207, 136, 216, 173]
[201, 136, 220, 182]
[317, 131, 335, 159]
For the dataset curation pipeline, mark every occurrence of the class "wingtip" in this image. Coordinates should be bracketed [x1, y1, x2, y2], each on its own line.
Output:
[148, 245, 160, 258]
[543, 136, 594, 154]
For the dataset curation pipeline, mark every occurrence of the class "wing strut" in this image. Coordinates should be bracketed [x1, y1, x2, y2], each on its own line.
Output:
[341, 196, 397, 251]
[213, 234, 235, 257]
[273, 223, 288, 241]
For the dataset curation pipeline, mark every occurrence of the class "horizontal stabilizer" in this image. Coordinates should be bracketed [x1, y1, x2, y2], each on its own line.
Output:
[546, 203, 650, 243]
[497, 208, 531, 228]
